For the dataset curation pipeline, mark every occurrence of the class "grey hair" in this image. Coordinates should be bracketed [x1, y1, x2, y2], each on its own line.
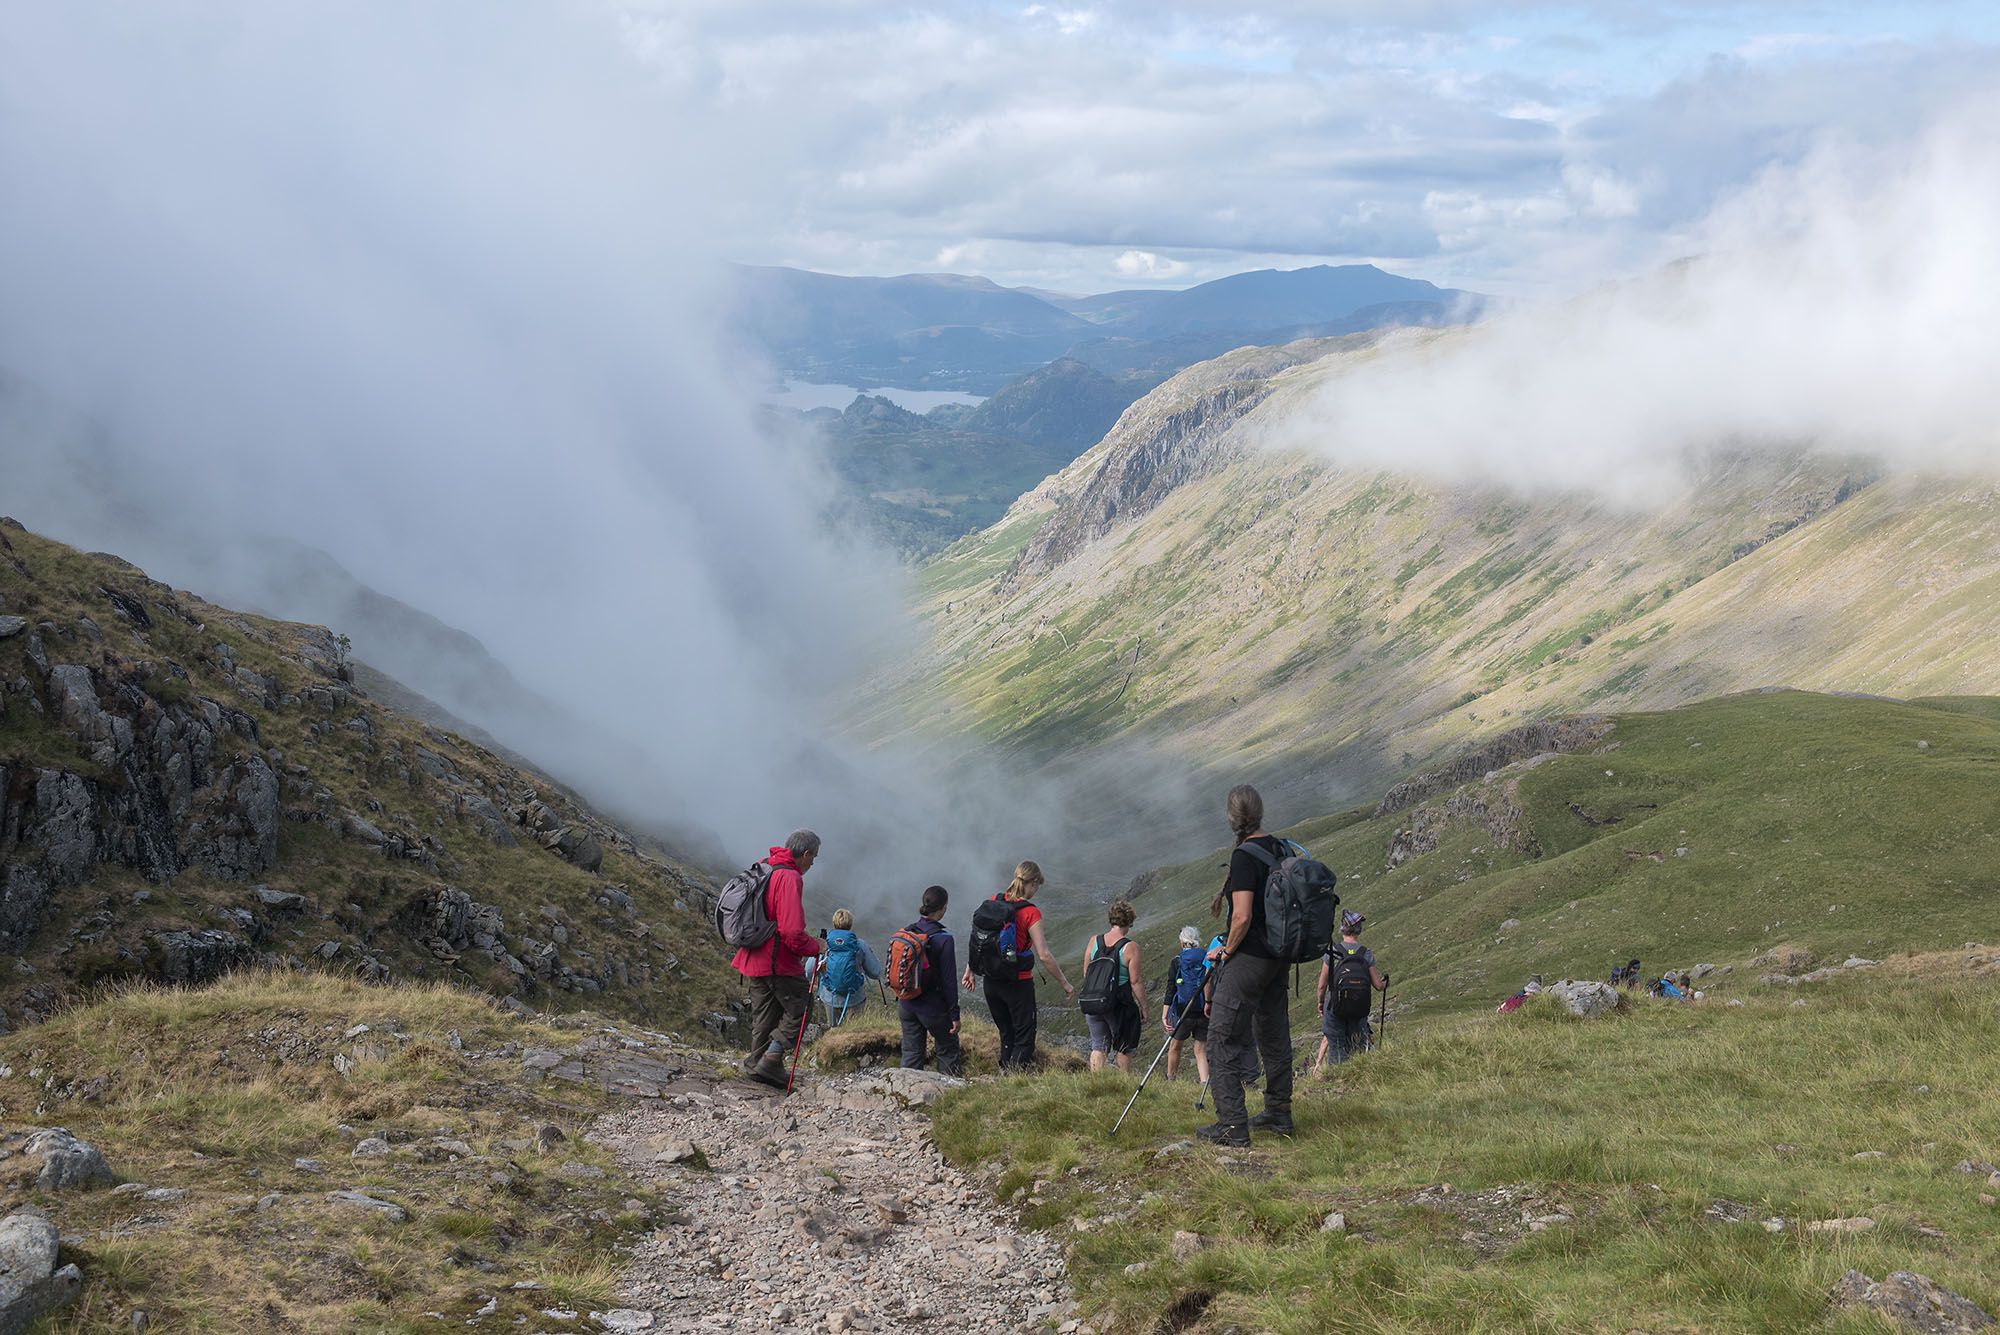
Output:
[785, 829, 822, 857]
[1179, 925, 1201, 947]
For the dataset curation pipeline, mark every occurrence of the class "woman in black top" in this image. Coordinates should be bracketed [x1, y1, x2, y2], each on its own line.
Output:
[1197, 783, 1295, 1145]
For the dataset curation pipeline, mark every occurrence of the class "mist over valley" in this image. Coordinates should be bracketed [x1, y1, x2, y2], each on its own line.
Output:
[4, 4, 2000, 1331]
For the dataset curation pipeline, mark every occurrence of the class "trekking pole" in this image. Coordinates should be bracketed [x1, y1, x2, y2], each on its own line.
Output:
[1375, 978, 1389, 1051]
[787, 958, 820, 1092]
[1113, 1010, 1183, 1136]
[1194, 1080, 1209, 1111]
[1114, 956, 1219, 1135]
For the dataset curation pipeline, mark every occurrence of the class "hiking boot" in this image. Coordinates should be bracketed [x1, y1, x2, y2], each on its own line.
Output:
[747, 1052, 789, 1089]
[1195, 1121, 1250, 1147]
[740, 1051, 762, 1076]
[1249, 1109, 1294, 1136]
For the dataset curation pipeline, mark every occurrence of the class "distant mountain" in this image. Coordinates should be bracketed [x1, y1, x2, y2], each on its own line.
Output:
[770, 359, 1160, 559]
[960, 357, 1151, 449]
[731, 262, 1484, 393]
[1110, 264, 1466, 338]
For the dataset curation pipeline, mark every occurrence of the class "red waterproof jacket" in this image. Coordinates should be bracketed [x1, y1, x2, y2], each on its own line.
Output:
[731, 847, 823, 978]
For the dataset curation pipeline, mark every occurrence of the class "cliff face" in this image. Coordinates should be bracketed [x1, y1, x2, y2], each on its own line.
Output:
[0, 518, 737, 1033]
[1011, 337, 1366, 579]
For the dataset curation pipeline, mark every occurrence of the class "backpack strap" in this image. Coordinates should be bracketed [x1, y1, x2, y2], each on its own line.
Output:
[1236, 839, 1279, 869]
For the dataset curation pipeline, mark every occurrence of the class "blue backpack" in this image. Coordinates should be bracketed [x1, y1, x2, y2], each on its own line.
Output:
[823, 929, 863, 995]
[1169, 946, 1209, 1017]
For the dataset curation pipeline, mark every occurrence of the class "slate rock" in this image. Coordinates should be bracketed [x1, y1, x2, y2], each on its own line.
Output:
[324, 1191, 407, 1222]
[0, 617, 24, 640]
[1830, 1269, 1993, 1334]
[253, 887, 305, 911]
[0, 1210, 83, 1330]
[1546, 980, 1620, 1018]
[22, 1129, 114, 1191]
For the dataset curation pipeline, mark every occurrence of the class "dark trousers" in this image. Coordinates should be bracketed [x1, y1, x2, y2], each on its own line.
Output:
[746, 972, 810, 1056]
[1207, 953, 1293, 1129]
[983, 975, 1039, 1070]
[899, 1006, 963, 1077]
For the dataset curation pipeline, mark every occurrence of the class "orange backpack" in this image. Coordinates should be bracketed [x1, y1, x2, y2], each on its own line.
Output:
[885, 926, 934, 1001]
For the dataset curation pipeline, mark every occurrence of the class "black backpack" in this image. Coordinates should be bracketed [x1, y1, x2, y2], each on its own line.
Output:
[1327, 944, 1373, 1020]
[1236, 839, 1340, 963]
[1077, 935, 1128, 1017]
[967, 895, 1025, 978]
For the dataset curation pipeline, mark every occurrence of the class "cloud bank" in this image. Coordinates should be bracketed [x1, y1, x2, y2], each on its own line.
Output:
[0, 2, 1149, 912]
[1281, 99, 2000, 498]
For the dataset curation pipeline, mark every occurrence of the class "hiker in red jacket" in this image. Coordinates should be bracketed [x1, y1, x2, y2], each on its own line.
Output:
[736, 829, 825, 1088]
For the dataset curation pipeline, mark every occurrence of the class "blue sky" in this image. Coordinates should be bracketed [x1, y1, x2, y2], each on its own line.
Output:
[635, 0, 2000, 296]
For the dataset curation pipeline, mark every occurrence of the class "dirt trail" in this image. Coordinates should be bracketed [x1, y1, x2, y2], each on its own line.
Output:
[591, 1067, 1075, 1335]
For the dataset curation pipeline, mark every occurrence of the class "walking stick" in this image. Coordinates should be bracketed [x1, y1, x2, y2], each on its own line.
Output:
[787, 958, 821, 1092]
[1375, 976, 1389, 1050]
[1194, 1079, 1209, 1111]
[1114, 957, 1222, 1135]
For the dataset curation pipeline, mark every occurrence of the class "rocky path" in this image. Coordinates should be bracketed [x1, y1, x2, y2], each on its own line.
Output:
[591, 1068, 1075, 1335]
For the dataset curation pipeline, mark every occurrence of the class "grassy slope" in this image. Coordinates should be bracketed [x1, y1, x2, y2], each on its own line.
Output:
[0, 523, 738, 1031]
[1, 974, 672, 1333]
[857, 326, 2000, 824]
[934, 960, 2000, 1334]
[1062, 690, 2000, 1042]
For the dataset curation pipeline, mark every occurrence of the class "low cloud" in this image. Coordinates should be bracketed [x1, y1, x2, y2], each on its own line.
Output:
[1279, 98, 2000, 498]
[0, 2, 1196, 918]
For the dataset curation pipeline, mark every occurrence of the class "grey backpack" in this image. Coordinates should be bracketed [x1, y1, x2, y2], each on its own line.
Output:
[714, 862, 777, 950]
[1237, 839, 1339, 964]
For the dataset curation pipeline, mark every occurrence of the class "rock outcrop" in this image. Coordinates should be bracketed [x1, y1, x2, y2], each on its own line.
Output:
[1830, 1270, 1993, 1334]
[1, 659, 280, 952]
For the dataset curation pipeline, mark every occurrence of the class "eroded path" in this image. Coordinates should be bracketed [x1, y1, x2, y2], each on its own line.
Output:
[591, 1068, 1074, 1335]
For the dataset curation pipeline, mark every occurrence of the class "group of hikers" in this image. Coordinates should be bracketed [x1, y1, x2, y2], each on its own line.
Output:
[715, 784, 1388, 1145]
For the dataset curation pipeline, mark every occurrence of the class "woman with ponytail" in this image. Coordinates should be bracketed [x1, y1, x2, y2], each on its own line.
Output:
[961, 859, 1075, 1071]
[1198, 784, 1296, 1146]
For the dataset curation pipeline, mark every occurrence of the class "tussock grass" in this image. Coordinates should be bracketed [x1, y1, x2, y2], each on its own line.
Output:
[0, 972, 673, 1333]
[932, 967, 2000, 1334]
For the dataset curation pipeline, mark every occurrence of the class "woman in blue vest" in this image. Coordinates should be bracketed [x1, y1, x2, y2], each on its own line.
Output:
[817, 908, 881, 1025]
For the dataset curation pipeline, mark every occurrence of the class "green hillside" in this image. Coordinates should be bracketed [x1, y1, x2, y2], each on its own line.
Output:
[936, 688, 2000, 1334]
[852, 326, 2000, 827]
[1049, 690, 2000, 1036]
[936, 961, 2000, 1335]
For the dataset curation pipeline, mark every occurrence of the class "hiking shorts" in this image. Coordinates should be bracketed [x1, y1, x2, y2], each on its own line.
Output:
[1322, 1004, 1371, 1040]
[1086, 1003, 1141, 1055]
[1167, 1010, 1208, 1043]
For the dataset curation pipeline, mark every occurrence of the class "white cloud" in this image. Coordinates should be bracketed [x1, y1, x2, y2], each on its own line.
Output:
[1113, 249, 1192, 278]
[1281, 98, 2000, 499]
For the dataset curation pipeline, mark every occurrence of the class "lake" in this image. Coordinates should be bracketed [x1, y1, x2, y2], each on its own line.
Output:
[765, 381, 987, 413]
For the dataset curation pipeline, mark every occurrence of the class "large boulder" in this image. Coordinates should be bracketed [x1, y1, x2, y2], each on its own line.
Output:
[5, 1129, 114, 1191]
[556, 828, 604, 873]
[149, 928, 254, 984]
[1545, 980, 1621, 1019]
[0, 1210, 83, 1332]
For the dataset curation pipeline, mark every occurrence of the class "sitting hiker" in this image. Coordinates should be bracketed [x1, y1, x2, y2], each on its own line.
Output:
[1313, 910, 1387, 1074]
[890, 886, 961, 1077]
[817, 908, 881, 1025]
[1080, 900, 1146, 1073]
[1162, 926, 1211, 1084]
